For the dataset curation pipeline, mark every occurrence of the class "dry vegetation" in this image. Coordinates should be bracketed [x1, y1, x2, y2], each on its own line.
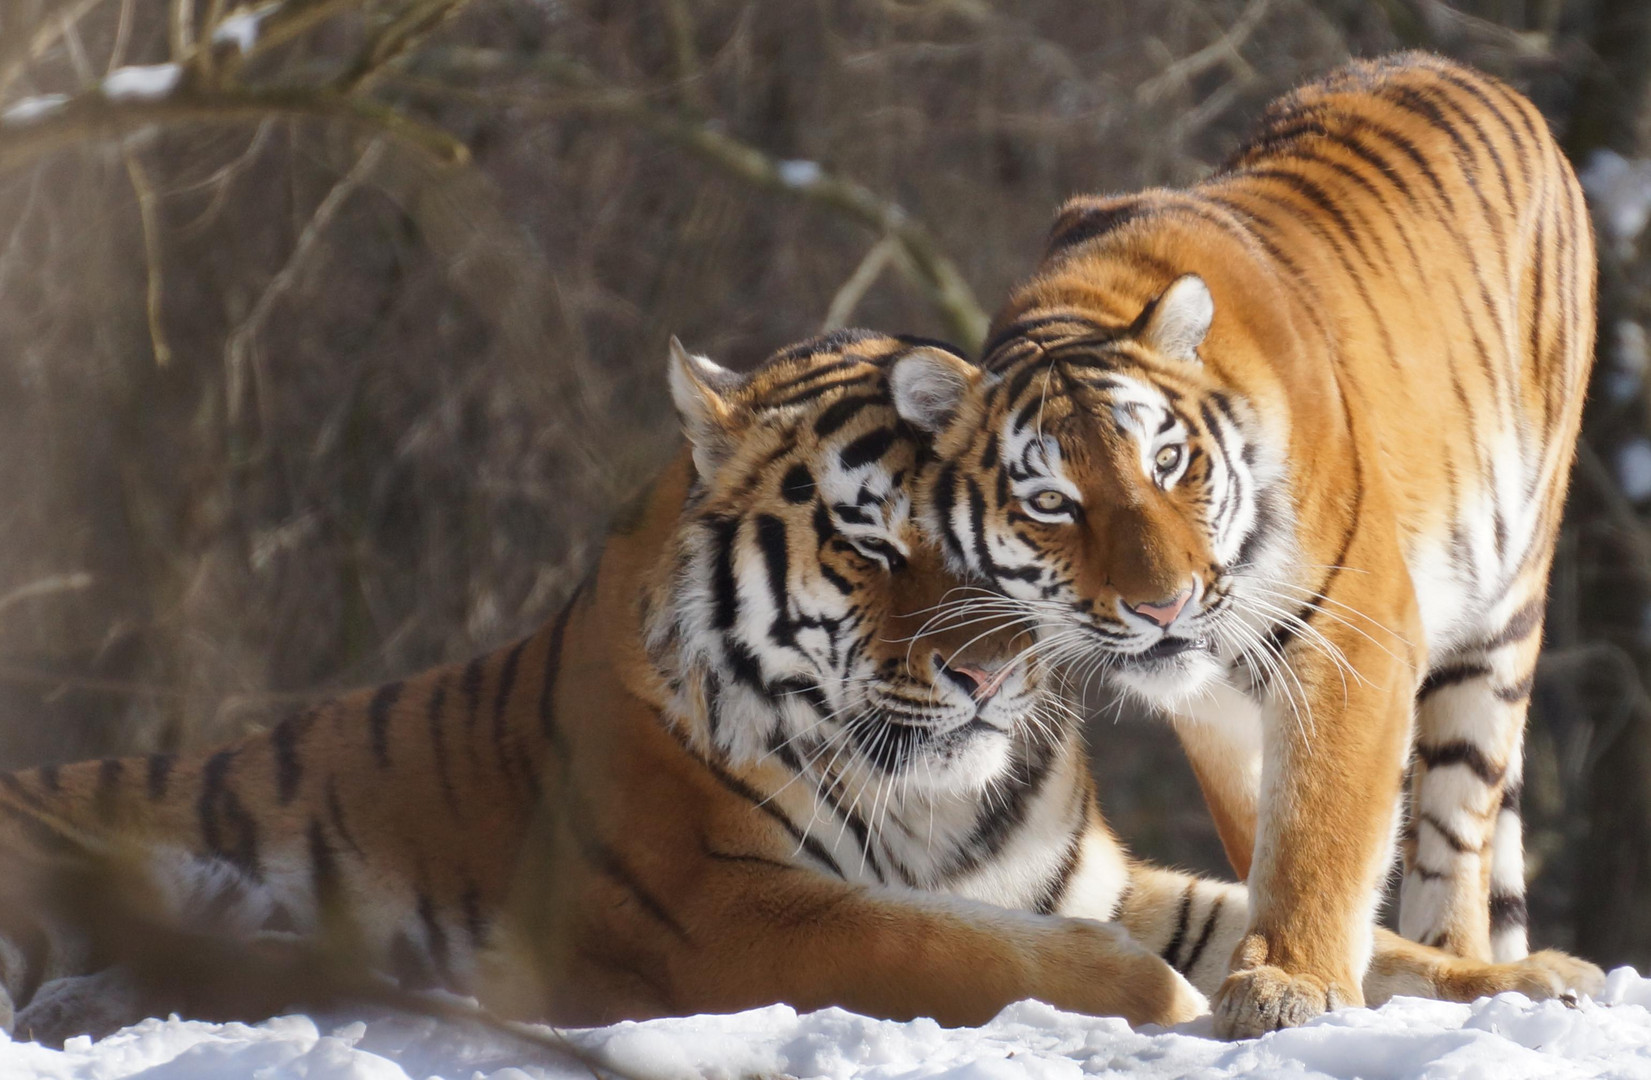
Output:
[2, 0, 1650, 970]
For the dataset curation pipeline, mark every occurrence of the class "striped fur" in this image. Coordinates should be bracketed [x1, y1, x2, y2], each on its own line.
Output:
[892, 54, 1597, 1036]
[0, 328, 1597, 1044]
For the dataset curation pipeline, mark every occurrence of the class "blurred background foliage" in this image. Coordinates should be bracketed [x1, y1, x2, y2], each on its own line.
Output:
[2, 0, 1651, 969]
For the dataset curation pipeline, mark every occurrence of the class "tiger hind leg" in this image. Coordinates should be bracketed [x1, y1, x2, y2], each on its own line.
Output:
[1400, 602, 1540, 963]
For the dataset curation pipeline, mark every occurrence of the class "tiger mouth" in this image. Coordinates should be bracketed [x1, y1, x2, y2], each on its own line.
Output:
[1123, 636, 1213, 665]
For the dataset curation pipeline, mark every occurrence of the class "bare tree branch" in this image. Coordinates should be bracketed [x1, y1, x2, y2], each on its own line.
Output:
[0, 86, 468, 175]
[435, 51, 990, 350]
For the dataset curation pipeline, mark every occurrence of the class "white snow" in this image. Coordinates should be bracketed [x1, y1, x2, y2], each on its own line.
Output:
[101, 64, 183, 102]
[778, 158, 824, 189]
[212, 4, 280, 53]
[0, 94, 70, 125]
[3, 968, 1650, 1079]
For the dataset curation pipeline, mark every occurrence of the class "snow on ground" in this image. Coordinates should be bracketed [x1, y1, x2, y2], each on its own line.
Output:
[4, 968, 1651, 1079]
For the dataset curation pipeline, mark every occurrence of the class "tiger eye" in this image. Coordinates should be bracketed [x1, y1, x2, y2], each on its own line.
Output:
[1155, 445, 1183, 472]
[1030, 490, 1068, 513]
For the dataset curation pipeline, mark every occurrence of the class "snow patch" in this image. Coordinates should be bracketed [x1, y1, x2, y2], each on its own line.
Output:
[102, 64, 183, 102]
[3, 969, 1650, 1078]
[212, 4, 280, 53]
[0, 94, 70, 125]
[778, 159, 823, 189]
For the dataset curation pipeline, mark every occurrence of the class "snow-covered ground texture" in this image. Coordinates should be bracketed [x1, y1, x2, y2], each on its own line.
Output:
[4, 967, 1651, 1080]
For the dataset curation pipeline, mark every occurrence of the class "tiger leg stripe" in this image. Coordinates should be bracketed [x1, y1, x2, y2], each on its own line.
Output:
[1402, 594, 1542, 963]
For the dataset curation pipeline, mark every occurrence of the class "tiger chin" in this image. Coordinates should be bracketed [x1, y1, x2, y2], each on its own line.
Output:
[0, 331, 1593, 1045]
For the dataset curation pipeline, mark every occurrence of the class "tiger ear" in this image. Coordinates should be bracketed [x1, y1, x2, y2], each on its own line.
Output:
[1138, 274, 1213, 364]
[890, 346, 984, 433]
[668, 336, 742, 478]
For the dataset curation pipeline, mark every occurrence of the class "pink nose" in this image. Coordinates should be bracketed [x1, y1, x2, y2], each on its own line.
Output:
[1130, 586, 1192, 628]
[944, 662, 1015, 702]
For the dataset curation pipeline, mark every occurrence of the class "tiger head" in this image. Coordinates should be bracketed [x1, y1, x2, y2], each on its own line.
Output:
[646, 331, 1053, 795]
[890, 275, 1296, 706]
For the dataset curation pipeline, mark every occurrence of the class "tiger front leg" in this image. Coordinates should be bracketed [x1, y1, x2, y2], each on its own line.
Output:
[1210, 612, 1417, 1039]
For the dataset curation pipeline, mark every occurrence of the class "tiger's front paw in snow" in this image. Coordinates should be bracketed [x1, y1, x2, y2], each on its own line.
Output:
[1211, 964, 1355, 1039]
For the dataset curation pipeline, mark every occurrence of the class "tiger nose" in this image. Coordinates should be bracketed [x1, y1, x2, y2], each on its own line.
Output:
[1128, 585, 1193, 627]
[938, 657, 1014, 702]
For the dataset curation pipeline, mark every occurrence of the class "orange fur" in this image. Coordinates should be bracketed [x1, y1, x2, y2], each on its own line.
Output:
[893, 54, 1595, 1036]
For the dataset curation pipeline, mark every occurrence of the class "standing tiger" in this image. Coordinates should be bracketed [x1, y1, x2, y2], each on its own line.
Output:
[0, 331, 1595, 1044]
[890, 53, 1596, 1037]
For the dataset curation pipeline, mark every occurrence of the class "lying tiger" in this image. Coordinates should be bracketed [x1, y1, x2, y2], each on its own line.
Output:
[0, 331, 1597, 1043]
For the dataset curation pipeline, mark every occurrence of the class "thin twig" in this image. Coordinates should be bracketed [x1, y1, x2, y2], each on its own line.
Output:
[429, 50, 989, 350]
[224, 139, 386, 420]
[822, 236, 897, 333]
[333, 0, 473, 94]
[0, 0, 102, 99]
[0, 86, 468, 176]
[0, 573, 92, 619]
[1136, 0, 1275, 105]
[124, 150, 172, 366]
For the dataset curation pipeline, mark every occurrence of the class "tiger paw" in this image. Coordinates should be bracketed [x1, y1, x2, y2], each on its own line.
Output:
[1211, 965, 1354, 1039]
[1488, 950, 1606, 1003]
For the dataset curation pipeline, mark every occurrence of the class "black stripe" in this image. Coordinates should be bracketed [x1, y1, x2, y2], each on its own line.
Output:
[1495, 671, 1535, 703]
[1047, 198, 1152, 254]
[1418, 662, 1491, 699]
[1489, 891, 1529, 929]
[307, 819, 339, 904]
[711, 515, 741, 631]
[369, 681, 404, 768]
[839, 426, 898, 470]
[571, 817, 691, 941]
[1481, 599, 1544, 652]
[147, 753, 175, 801]
[540, 591, 579, 742]
[427, 680, 459, 817]
[1180, 894, 1225, 973]
[781, 463, 814, 503]
[755, 513, 795, 648]
[1162, 884, 1195, 967]
[1501, 781, 1522, 813]
[1416, 740, 1504, 785]
[461, 656, 485, 739]
[38, 764, 58, 793]
[198, 749, 261, 878]
[813, 395, 880, 438]
[325, 776, 363, 857]
[272, 711, 311, 805]
[773, 374, 875, 409]
[1420, 812, 1474, 854]
[492, 639, 528, 779]
[683, 731, 850, 877]
[95, 757, 123, 822]
[1034, 821, 1085, 915]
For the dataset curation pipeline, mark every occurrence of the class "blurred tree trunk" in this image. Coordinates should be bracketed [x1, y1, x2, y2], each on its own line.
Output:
[1562, 0, 1651, 968]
